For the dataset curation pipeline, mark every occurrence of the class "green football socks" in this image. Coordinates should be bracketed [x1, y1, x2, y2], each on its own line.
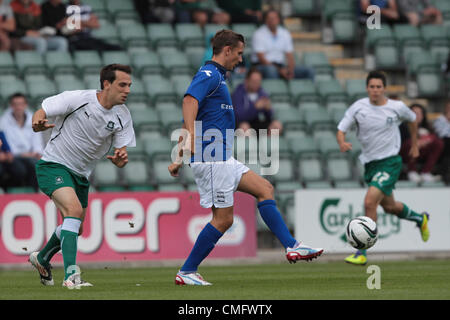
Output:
[60, 217, 82, 280]
[398, 203, 423, 226]
[37, 225, 62, 267]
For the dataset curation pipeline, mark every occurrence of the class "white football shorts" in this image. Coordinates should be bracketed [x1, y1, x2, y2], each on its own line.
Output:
[190, 157, 250, 208]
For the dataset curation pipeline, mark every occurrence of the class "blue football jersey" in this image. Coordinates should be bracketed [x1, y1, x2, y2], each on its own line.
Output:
[185, 61, 235, 162]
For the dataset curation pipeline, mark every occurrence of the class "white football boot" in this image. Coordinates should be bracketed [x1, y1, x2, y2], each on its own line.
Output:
[286, 242, 324, 263]
[62, 273, 93, 290]
[175, 271, 212, 286]
[28, 251, 54, 286]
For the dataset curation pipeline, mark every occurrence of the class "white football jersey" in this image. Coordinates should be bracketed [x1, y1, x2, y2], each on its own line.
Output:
[337, 97, 416, 164]
[41, 90, 136, 178]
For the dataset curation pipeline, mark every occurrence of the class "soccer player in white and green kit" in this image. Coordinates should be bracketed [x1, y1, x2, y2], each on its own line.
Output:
[336, 71, 430, 265]
[29, 64, 136, 288]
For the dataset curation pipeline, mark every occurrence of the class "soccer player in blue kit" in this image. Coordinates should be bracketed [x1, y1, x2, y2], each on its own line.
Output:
[168, 30, 323, 286]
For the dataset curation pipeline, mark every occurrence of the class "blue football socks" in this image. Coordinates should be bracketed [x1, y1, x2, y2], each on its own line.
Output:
[258, 199, 297, 249]
[180, 222, 223, 273]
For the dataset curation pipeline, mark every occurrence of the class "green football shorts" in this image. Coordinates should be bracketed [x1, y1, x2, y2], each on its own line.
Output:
[364, 155, 402, 196]
[35, 160, 90, 208]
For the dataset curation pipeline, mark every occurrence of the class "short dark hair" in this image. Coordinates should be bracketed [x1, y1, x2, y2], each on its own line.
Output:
[100, 64, 132, 90]
[8, 92, 27, 104]
[366, 70, 387, 87]
[263, 8, 281, 24]
[245, 67, 262, 79]
[211, 29, 245, 56]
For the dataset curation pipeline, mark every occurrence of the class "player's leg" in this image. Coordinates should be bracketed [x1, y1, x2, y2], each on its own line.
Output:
[237, 170, 323, 262]
[51, 187, 84, 281]
[176, 205, 232, 285]
[380, 193, 429, 242]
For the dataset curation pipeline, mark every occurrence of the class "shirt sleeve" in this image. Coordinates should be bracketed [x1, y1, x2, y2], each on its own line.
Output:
[337, 104, 357, 133]
[41, 91, 79, 117]
[112, 109, 136, 149]
[398, 101, 416, 122]
[185, 69, 221, 106]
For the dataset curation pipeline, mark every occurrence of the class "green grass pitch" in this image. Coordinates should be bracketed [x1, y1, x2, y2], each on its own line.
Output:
[1, 259, 450, 300]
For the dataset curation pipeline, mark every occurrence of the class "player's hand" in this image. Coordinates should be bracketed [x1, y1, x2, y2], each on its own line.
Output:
[339, 141, 352, 153]
[32, 119, 55, 132]
[409, 144, 420, 159]
[168, 162, 182, 177]
[107, 148, 128, 168]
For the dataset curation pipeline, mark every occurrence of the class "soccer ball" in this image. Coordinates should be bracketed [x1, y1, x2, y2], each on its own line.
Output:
[346, 216, 378, 250]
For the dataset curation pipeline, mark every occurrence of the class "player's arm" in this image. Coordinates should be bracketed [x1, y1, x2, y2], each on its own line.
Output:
[107, 146, 128, 168]
[168, 95, 199, 177]
[407, 120, 419, 159]
[32, 108, 55, 132]
[336, 130, 352, 152]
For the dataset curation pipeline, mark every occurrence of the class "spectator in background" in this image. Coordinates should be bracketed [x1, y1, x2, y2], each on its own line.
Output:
[359, 0, 407, 24]
[397, 0, 442, 26]
[134, 0, 176, 24]
[0, 93, 44, 191]
[433, 101, 450, 183]
[0, 0, 15, 51]
[232, 68, 283, 136]
[217, 0, 262, 24]
[251, 9, 314, 80]
[0, 130, 31, 191]
[63, 0, 122, 52]
[10, 0, 68, 53]
[175, 0, 230, 27]
[400, 103, 444, 183]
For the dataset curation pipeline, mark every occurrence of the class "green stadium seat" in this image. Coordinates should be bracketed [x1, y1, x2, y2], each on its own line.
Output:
[302, 52, 334, 80]
[44, 51, 76, 76]
[262, 79, 291, 102]
[105, 0, 137, 19]
[0, 79, 27, 104]
[91, 20, 119, 44]
[304, 181, 333, 189]
[316, 79, 347, 104]
[331, 11, 358, 43]
[346, 79, 367, 102]
[302, 106, 335, 132]
[364, 24, 395, 51]
[288, 79, 319, 105]
[130, 108, 160, 133]
[186, 46, 206, 70]
[83, 0, 108, 19]
[269, 158, 295, 184]
[204, 24, 228, 39]
[316, 135, 341, 155]
[231, 23, 257, 43]
[93, 160, 120, 188]
[171, 75, 192, 100]
[326, 155, 353, 182]
[127, 78, 148, 103]
[73, 51, 102, 75]
[143, 136, 173, 161]
[274, 107, 305, 130]
[131, 51, 163, 76]
[291, 0, 318, 16]
[0, 52, 16, 75]
[101, 51, 131, 66]
[25, 76, 57, 105]
[334, 180, 361, 189]
[144, 77, 177, 104]
[118, 23, 148, 49]
[158, 109, 183, 135]
[374, 40, 400, 70]
[159, 50, 192, 75]
[123, 157, 151, 188]
[175, 23, 204, 48]
[297, 155, 324, 182]
[152, 156, 176, 184]
[15, 51, 46, 75]
[147, 23, 177, 49]
[287, 136, 319, 156]
[158, 184, 185, 191]
[54, 74, 86, 92]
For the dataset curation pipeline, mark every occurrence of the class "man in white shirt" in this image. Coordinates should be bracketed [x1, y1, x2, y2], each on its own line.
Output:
[433, 101, 450, 183]
[0, 93, 44, 191]
[336, 70, 429, 265]
[251, 9, 314, 80]
[29, 64, 136, 289]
